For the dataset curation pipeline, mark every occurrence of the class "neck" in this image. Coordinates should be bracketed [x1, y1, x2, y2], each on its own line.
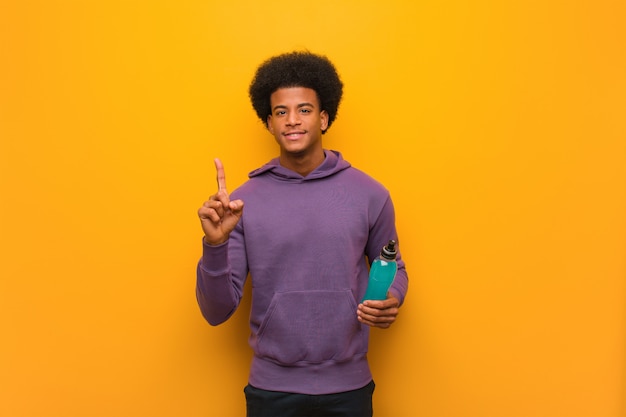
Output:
[279, 148, 325, 177]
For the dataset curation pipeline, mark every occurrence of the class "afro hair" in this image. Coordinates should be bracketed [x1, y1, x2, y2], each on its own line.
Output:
[249, 51, 343, 133]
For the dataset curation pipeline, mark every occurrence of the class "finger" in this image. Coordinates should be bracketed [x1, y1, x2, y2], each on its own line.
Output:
[357, 313, 394, 328]
[208, 190, 231, 212]
[359, 309, 396, 323]
[358, 302, 398, 317]
[204, 200, 225, 217]
[362, 297, 398, 309]
[214, 158, 227, 192]
[198, 203, 223, 223]
[361, 300, 384, 309]
[228, 198, 244, 214]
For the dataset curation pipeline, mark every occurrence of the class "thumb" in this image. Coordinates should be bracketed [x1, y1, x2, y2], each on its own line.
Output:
[229, 199, 244, 215]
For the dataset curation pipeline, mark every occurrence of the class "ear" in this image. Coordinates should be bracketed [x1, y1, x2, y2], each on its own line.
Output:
[320, 110, 329, 132]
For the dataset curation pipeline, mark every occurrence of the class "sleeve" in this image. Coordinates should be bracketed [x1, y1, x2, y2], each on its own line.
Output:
[365, 194, 409, 306]
[195, 220, 249, 326]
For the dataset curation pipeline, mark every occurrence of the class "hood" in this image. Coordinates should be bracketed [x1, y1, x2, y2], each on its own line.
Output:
[248, 149, 351, 182]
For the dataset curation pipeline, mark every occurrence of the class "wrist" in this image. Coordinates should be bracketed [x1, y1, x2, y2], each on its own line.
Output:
[203, 236, 228, 246]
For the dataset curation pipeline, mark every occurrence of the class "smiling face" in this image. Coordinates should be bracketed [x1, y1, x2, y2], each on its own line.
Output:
[267, 87, 329, 167]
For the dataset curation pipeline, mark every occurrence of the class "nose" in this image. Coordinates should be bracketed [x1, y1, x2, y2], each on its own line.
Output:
[286, 112, 301, 126]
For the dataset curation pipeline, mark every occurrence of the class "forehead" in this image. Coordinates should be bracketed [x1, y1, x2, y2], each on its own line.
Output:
[270, 87, 320, 107]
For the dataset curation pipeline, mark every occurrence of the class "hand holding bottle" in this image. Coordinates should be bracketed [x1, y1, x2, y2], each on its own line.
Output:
[357, 295, 400, 329]
[198, 158, 244, 245]
[358, 240, 400, 328]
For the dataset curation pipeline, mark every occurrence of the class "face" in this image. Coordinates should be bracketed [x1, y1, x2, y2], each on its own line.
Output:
[267, 87, 329, 159]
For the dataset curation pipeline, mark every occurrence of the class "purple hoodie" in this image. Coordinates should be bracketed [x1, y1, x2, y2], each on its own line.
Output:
[197, 150, 408, 395]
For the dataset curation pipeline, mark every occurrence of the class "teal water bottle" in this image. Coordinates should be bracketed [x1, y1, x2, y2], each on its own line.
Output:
[362, 240, 398, 301]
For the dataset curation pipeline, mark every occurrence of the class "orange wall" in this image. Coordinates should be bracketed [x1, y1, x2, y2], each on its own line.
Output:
[1, 1, 625, 416]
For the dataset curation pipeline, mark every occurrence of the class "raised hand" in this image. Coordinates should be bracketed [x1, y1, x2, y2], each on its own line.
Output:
[198, 158, 244, 245]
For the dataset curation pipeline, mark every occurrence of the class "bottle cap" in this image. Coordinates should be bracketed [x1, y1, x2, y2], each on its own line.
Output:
[381, 240, 397, 260]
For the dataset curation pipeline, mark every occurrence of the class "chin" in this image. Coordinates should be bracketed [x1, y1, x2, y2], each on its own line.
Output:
[282, 144, 308, 154]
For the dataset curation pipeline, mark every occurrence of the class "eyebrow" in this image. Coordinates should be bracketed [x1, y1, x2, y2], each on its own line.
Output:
[272, 102, 316, 112]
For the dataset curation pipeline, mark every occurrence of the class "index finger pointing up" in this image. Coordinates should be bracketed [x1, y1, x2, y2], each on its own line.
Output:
[214, 158, 227, 192]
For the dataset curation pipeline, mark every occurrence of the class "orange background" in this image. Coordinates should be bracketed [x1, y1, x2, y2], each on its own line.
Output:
[1, 1, 625, 416]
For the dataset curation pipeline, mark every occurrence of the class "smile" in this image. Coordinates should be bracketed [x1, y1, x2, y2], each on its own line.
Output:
[284, 131, 306, 139]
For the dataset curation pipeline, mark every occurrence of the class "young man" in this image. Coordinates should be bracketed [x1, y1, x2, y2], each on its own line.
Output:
[197, 51, 408, 417]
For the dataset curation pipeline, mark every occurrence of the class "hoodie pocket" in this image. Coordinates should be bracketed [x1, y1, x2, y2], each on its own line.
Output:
[254, 289, 365, 365]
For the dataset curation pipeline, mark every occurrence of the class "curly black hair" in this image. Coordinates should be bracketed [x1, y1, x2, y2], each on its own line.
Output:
[249, 51, 343, 133]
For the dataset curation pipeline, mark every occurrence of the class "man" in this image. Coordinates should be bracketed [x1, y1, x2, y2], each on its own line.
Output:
[197, 51, 408, 417]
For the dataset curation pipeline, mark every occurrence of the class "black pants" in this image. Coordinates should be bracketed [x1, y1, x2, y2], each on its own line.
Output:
[244, 380, 375, 417]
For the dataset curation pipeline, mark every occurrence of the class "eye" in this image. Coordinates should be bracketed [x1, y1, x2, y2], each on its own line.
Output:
[300, 108, 311, 114]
